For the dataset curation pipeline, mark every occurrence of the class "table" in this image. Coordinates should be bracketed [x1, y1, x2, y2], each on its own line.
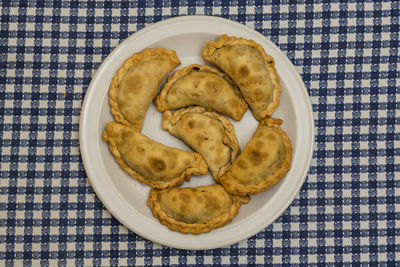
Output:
[1, 1, 399, 266]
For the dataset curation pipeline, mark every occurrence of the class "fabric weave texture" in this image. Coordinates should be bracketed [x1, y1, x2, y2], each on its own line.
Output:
[0, 0, 399, 266]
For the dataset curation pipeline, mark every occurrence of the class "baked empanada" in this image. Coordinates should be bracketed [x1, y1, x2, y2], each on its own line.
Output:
[219, 118, 292, 196]
[202, 35, 281, 120]
[162, 106, 240, 182]
[109, 48, 181, 131]
[103, 121, 208, 189]
[147, 184, 249, 234]
[155, 64, 248, 121]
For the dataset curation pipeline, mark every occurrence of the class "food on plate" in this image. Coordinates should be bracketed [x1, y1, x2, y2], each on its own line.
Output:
[202, 34, 281, 120]
[219, 118, 292, 196]
[109, 47, 181, 131]
[103, 35, 293, 235]
[162, 106, 240, 182]
[147, 184, 250, 234]
[103, 121, 208, 189]
[155, 64, 248, 120]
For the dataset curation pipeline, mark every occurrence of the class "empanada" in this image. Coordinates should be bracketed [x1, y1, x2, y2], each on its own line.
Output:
[109, 47, 181, 131]
[147, 184, 249, 234]
[202, 35, 281, 120]
[103, 121, 208, 189]
[155, 64, 248, 120]
[219, 118, 292, 196]
[162, 106, 240, 182]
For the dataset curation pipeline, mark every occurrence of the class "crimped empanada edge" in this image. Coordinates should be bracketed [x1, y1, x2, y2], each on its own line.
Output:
[219, 118, 292, 196]
[146, 189, 245, 234]
[102, 122, 208, 189]
[108, 47, 181, 129]
[202, 34, 282, 120]
[154, 64, 248, 120]
[162, 106, 241, 180]
[155, 64, 202, 112]
[254, 56, 282, 120]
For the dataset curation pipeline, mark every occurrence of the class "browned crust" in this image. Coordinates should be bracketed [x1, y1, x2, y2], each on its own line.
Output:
[219, 118, 292, 196]
[258, 57, 281, 120]
[161, 106, 240, 180]
[202, 34, 281, 120]
[154, 64, 248, 121]
[109, 47, 181, 127]
[102, 122, 208, 189]
[147, 188, 247, 234]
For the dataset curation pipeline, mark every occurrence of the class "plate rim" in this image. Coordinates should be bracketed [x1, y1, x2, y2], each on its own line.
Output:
[79, 15, 315, 250]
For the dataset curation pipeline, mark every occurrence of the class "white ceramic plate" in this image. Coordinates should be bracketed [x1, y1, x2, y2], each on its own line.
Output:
[79, 16, 314, 250]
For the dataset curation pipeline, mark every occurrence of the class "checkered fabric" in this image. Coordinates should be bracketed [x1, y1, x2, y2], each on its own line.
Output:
[1, 0, 399, 266]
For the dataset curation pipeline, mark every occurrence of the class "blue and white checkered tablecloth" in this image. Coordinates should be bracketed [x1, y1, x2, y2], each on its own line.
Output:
[1, 0, 399, 266]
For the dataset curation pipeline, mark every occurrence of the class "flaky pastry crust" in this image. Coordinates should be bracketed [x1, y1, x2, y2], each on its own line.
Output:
[202, 34, 281, 120]
[147, 185, 250, 234]
[109, 47, 181, 130]
[162, 106, 240, 181]
[103, 121, 208, 189]
[219, 118, 292, 196]
[155, 64, 248, 120]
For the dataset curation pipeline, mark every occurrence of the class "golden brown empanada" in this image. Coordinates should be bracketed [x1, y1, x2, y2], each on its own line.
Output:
[219, 118, 292, 196]
[162, 106, 240, 182]
[103, 121, 208, 189]
[155, 64, 248, 121]
[109, 48, 181, 131]
[202, 35, 281, 120]
[147, 184, 249, 234]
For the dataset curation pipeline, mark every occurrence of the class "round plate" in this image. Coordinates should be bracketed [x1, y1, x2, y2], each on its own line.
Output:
[79, 16, 314, 250]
